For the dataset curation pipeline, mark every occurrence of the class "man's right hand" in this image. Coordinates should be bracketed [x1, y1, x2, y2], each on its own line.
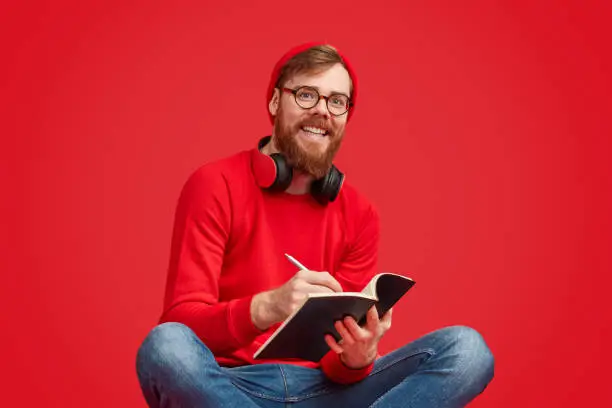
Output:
[250, 269, 343, 330]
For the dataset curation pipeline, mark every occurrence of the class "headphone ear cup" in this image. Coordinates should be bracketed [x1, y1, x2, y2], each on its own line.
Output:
[311, 165, 345, 204]
[267, 153, 293, 192]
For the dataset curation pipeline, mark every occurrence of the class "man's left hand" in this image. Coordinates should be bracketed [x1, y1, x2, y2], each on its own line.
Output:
[324, 307, 392, 369]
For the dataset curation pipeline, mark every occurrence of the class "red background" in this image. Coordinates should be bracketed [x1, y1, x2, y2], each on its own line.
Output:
[2, 1, 611, 406]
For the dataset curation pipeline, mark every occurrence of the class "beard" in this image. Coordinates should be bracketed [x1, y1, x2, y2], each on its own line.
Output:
[274, 112, 345, 179]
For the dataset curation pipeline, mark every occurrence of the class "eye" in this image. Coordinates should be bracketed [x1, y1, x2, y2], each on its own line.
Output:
[330, 95, 347, 107]
[298, 90, 317, 100]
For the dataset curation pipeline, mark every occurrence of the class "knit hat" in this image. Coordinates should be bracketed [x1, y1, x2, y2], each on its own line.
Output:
[266, 42, 358, 124]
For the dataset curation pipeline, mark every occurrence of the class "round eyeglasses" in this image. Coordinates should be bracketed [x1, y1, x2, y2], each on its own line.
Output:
[281, 86, 352, 116]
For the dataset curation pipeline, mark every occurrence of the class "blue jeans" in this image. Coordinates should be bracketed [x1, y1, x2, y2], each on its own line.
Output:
[136, 322, 494, 407]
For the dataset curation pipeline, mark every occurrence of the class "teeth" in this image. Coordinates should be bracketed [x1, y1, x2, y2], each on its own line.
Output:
[302, 126, 326, 135]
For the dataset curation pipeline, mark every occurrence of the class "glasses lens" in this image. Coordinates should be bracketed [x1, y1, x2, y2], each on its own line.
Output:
[327, 94, 349, 115]
[295, 87, 319, 108]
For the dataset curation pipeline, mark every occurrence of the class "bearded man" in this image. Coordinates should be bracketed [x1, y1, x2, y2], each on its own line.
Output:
[136, 43, 494, 408]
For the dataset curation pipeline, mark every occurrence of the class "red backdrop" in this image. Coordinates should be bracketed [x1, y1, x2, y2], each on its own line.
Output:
[2, 1, 611, 406]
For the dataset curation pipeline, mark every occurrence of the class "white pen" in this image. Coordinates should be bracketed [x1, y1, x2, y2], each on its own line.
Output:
[284, 253, 309, 271]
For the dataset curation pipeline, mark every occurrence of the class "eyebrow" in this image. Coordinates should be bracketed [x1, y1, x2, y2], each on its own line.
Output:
[294, 85, 350, 98]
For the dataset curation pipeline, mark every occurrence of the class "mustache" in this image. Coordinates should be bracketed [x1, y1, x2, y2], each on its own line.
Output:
[297, 118, 333, 133]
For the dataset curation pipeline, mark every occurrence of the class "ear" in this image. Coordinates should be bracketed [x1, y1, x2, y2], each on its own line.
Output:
[268, 88, 280, 116]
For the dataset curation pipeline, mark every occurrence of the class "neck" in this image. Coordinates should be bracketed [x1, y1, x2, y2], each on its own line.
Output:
[261, 136, 314, 194]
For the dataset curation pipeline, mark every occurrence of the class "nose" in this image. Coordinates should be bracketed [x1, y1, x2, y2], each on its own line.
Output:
[312, 97, 330, 117]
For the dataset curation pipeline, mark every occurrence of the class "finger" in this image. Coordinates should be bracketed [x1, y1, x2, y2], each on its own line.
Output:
[343, 316, 371, 342]
[381, 308, 393, 326]
[293, 278, 335, 295]
[365, 306, 381, 331]
[300, 284, 337, 294]
[335, 320, 356, 345]
[325, 334, 344, 354]
[302, 271, 343, 293]
[288, 292, 308, 311]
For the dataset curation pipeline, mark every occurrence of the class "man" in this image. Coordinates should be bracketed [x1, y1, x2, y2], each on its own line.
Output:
[136, 43, 494, 407]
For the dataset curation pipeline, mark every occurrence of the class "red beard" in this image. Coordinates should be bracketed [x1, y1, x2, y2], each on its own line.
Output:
[274, 114, 344, 179]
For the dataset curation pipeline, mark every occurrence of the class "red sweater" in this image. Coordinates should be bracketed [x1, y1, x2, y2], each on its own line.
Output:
[159, 144, 381, 384]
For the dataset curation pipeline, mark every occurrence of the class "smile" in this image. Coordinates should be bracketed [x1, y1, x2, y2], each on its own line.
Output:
[301, 126, 328, 136]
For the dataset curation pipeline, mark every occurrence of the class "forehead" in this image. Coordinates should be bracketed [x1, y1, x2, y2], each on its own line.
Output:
[285, 63, 352, 96]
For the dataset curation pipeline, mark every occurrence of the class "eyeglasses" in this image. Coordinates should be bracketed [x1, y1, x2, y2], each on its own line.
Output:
[281, 86, 352, 116]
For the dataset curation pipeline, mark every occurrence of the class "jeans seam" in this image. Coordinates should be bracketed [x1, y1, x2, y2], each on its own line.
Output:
[278, 365, 289, 400]
[229, 381, 288, 402]
[283, 387, 334, 401]
[278, 365, 334, 402]
[228, 368, 334, 402]
[370, 348, 436, 376]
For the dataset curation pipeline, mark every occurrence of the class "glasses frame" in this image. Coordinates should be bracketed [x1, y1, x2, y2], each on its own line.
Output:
[281, 86, 352, 117]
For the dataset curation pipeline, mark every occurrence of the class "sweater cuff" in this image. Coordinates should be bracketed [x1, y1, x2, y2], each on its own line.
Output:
[226, 295, 265, 346]
[319, 351, 374, 384]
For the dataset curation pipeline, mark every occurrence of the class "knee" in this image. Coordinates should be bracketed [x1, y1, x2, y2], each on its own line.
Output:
[136, 322, 212, 378]
[440, 326, 495, 384]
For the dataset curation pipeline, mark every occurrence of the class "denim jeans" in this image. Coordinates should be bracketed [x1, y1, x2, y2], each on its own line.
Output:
[136, 322, 494, 407]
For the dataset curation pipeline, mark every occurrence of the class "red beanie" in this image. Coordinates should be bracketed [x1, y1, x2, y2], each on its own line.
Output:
[266, 42, 358, 124]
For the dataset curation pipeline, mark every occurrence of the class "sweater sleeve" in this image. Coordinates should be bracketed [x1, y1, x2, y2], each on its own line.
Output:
[159, 165, 264, 353]
[320, 350, 375, 384]
[320, 201, 381, 383]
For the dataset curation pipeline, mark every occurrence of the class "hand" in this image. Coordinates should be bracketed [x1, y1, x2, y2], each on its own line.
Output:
[251, 269, 343, 330]
[324, 307, 392, 369]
